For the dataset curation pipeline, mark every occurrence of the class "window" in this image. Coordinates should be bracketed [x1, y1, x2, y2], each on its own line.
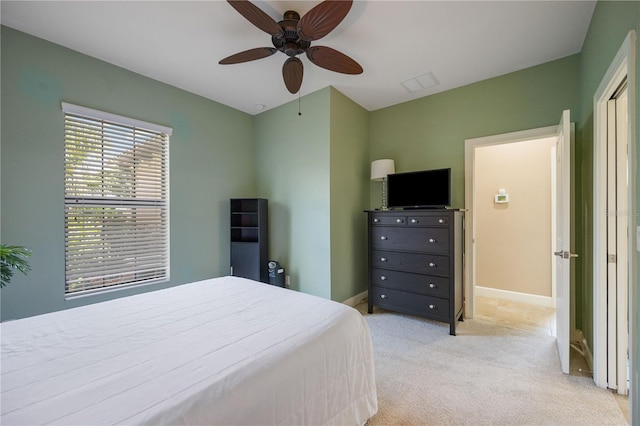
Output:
[62, 103, 172, 296]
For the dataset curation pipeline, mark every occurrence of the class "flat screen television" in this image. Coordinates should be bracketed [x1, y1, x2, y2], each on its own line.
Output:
[387, 168, 451, 209]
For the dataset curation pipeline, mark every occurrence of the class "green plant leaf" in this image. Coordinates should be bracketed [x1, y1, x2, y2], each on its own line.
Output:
[0, 245, 32, 288]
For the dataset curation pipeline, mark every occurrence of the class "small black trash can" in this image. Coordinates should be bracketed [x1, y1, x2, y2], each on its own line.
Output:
[267, 260, 285, 287]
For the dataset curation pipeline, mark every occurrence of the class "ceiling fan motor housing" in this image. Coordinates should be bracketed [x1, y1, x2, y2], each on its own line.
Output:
[272, 11, 310, 57]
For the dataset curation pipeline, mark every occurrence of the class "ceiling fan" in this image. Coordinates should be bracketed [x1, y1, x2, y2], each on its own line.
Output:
[219, 0, 363, 94]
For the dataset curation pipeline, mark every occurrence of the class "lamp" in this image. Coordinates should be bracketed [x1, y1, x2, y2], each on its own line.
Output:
[371, 159, 395, 210]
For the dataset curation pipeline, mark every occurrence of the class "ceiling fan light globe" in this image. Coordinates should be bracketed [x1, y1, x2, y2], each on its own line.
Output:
[284, 42, 301, 57]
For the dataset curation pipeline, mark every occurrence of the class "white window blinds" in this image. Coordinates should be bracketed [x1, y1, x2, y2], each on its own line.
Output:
[62, 103, 171, 296]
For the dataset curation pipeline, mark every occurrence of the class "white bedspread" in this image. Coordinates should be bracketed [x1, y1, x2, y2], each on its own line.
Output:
[1, 276, 377, 425]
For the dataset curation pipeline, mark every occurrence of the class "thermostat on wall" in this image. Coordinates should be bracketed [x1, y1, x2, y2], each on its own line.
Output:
[494, 189, 509, 204]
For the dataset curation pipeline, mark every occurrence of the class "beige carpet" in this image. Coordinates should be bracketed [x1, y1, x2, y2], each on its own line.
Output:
[360, 306, 626, 426]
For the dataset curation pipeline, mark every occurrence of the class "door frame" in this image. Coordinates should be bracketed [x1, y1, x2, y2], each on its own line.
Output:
[464, 125, 561, 319]
[593, 30, 637, 402]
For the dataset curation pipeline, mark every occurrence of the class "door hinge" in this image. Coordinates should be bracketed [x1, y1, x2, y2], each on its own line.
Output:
[608, 254, 617, 263]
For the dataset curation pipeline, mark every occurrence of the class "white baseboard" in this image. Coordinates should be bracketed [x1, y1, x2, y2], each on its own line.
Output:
[475, 285, 555, 308]
[342, 290, 368, 307]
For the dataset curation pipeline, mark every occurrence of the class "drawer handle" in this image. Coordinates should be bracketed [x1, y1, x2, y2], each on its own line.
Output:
[380, 236, 387, 240]
[411, 218, 418, 224]
[429, 283, 436, 289]
[438, 219, 445, 224]
[428, 238, 436, 243]
[380, 275, 387, 281]
[380, 294, 387, 299]
[380, 257, 387, 262]
[429, 262, 436, 267]
[428, 304, 435, 309]
[396, 218, 404, 223]
[373, 218, 380, 223]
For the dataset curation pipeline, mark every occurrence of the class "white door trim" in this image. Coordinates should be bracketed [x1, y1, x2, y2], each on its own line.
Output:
[592, 29, 636, 410]
[464, 125, 558, 319]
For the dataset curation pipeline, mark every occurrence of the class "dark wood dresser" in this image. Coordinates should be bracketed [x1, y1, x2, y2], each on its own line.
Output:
[366, 209, 464, 335]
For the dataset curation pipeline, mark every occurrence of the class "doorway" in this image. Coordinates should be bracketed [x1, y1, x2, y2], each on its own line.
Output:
[465, 114, 576, 375]
[465, 124, 564, 319]
[473, 138, 556, 308]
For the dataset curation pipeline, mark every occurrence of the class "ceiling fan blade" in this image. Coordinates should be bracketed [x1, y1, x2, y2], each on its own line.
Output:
[219, 47, 278, 65]
[283, 57, 304, 94]
[306, 46, 363, 74]
[227, 0, 283, 37]
[297, 0, 353, 41]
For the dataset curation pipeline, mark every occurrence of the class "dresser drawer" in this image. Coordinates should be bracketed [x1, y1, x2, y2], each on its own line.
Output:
[371, 215, 407, 226]
[407, 215, 450, 226]
[371, 227, 449, 254]
[371, 286, 450, 322]
[371, 268, 449, 298]
[372, 250, 450, 277]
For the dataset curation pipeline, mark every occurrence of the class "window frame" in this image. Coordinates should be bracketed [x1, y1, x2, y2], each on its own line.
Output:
[61, 102, 172, 298]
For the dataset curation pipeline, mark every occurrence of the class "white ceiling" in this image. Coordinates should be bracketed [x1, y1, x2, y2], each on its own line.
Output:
[1, 0, 596, 115]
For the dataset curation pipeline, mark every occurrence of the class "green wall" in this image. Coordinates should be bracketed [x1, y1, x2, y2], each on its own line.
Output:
[254, 88, 332, 298]
[369, 54, 581, 210]
[0, 26, 256, 320]
[576, 1, 639, 419]
[254, 87, 370, 302]
[576, 0, 639, 350]
[329, 88, 370, 302]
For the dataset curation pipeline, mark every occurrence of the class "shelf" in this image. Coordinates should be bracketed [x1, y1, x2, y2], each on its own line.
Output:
[231, 214, 259, 227]
[230, 198, 268, 283]
[231, 227, 259, 243]
[230, 199, 260, 213]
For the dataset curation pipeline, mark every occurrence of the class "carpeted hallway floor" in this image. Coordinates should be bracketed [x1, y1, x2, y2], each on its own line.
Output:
[357, 298, 627, 425]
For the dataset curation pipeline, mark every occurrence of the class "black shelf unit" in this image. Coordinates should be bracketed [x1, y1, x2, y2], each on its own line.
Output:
[230, 198, 268, 283]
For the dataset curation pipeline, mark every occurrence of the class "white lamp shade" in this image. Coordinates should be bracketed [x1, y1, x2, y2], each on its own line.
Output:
[371, 159, 395, 181]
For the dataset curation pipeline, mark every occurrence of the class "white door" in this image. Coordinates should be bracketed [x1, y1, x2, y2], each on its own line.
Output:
[606, 83, 629, 394]
[554, 109, 575, 375]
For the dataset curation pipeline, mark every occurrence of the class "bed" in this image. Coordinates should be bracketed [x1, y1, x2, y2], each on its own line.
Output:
[1, 276, 378, 425]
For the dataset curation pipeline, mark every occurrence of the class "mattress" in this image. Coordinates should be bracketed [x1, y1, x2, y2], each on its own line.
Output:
[1, 276, 377, 425]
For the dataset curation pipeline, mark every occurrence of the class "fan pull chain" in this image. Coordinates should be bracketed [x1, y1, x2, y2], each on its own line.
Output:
[298, 90, 302, 116]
